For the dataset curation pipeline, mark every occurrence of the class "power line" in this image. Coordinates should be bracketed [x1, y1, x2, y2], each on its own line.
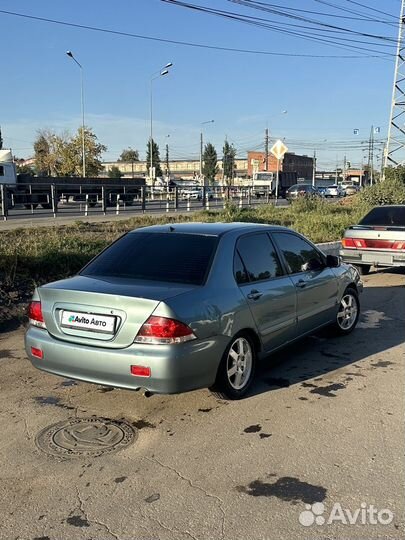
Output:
[229, 0, 395, 23]
[0, 8, 388, 59]
[163, 0, 394, 57]
[313, 0, 396, 24]
[342, 0, 397, 20]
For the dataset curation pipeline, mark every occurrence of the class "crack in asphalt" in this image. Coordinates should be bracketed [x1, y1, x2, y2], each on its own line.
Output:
[140, 507, 198, 540]
[76, 489, 122, 540]
[23, 417, 32, 440]
[146, 456, 226, 540]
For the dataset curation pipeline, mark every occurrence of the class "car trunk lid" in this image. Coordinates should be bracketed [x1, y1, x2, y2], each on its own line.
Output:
[38, 275, 196, 348]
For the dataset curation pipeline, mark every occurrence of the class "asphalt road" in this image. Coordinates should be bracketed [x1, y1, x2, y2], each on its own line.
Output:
[1, 197, 288, 228]
[0, 268, 404, 540]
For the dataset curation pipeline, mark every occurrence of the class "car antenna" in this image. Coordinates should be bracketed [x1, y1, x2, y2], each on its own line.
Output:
[169, 226, 175, 232]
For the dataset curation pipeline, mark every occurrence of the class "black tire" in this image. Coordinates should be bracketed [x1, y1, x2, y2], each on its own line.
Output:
[331, 287, 360, 336]
[211, 332, 256, 400]
[354, 264, 370, 276]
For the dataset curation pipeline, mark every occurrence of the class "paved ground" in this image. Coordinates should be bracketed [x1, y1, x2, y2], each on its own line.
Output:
[0, 268, 404, 540]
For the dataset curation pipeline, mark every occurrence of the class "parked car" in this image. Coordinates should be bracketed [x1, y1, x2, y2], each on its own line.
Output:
[180, 187, 213, 200]
[324, 184, 345, 197]
[340, 205, 405, 275]
[286, 184, 319, 200]
[343, 185, 359, 196]
[316, 186, 327, 197]
[26, 223, 362, 399]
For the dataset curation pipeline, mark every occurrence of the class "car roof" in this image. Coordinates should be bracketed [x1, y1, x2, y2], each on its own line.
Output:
[289, 184, 312, 188]
[131, 222, 291, 236]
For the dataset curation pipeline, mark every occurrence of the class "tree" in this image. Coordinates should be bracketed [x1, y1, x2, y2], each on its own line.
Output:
[108, 166, 123, 178]
[202, 142, 218, 184]
[118, 148, 139, 162]
[384, 165, 405, 184]
[146, 138, 162, 179]
[14, 158, 34, 176]
[70, 127, 107, 177]
[33, 129, 60, 176]
[33, 127, 106, 177]
[0, 126, 3, 150]
[222, 140, 236, 184]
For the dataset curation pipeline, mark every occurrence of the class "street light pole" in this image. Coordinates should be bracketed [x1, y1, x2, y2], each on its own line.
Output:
[200, 120, 214, 180]
[150, 63, 173, 183]
[66, 51, 86, 178]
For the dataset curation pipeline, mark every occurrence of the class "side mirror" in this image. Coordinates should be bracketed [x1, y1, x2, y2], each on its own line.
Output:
[326, 254, 340, 268]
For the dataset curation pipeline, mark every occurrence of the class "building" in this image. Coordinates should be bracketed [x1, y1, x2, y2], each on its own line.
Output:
[315, 169, 368, 186]
[102, 158, 248, 181]
[247, 151, 314, 181]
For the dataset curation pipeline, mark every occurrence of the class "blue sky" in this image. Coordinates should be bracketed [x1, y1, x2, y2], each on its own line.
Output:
[0, 0, 400, 169]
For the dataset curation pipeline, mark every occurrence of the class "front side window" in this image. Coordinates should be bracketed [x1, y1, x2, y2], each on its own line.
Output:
[236, 233, 283, 283]
[272, 232, 324, 274]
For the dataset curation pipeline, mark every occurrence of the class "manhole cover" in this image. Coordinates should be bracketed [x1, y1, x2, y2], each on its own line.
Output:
[36, 417, 137, 458]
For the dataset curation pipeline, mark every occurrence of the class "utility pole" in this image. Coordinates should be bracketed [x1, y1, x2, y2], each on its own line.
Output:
[312, 150, 316, 187]
[385, 0, 405, 172]
[264, 128, 269, 170]
[199, 132, 203, 178]
[368, 126, 374, 186]
[343, 155, 346, 184]
[66, 51, 86, 178]
[165, 143, 170, 176]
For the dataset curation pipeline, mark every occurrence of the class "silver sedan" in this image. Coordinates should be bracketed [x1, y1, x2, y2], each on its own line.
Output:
[26, 223, 362, 399]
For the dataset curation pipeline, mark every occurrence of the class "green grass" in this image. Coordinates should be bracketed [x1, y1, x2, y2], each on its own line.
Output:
[0, 198, 364, 292]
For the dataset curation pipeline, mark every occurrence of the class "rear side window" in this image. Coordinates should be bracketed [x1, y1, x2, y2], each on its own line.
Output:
[233, 252, 249, 284]
[360, 207, 405, 227]
[81, 232, 218, 285]
[272, 232, 324, 274]
[236, 233, 283, 283]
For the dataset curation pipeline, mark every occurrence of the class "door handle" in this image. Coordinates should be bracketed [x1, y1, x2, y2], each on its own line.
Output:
[247, 290, 263, 300]
[295, 279, 307, 288]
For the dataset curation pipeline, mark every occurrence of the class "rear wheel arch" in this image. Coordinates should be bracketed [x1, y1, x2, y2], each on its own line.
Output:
[239, 327, 262, 355]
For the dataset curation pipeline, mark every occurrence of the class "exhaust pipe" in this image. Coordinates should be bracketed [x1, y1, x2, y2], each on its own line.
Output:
[143, 390, 154, 398]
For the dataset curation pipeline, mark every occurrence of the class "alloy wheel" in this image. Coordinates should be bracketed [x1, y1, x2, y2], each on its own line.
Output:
[226, 337, 253, 390]
[337, 293, 358, 330]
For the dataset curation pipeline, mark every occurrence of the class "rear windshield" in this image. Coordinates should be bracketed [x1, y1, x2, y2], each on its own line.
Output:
[359, 206, 405, 227]
[81, 232, 218, 285]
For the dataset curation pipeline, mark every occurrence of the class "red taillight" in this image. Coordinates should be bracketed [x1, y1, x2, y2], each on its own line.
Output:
[31, 346, 43, 359]
[342, 237, 355, 248]
[342, 237, 366, 248]
[130, 365, 151, 377]
[342, 238, 405, 250]
[135, 316, 196, 345]
[28, 301, 46, 329]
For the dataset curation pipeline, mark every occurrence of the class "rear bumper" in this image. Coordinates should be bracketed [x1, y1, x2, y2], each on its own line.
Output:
[25, 326, 228, 394]
[340, 248, 405, 267]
